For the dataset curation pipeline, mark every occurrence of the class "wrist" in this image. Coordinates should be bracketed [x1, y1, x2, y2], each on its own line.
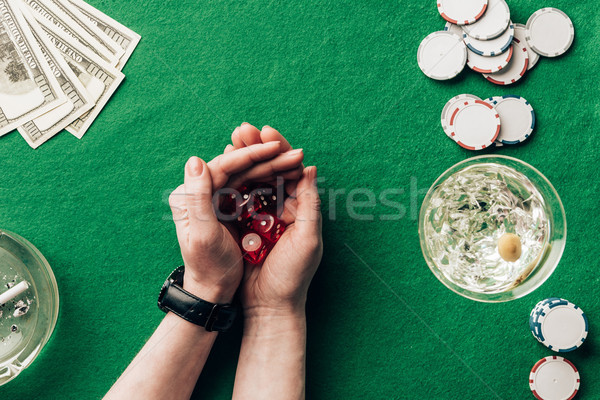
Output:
[243, 305, 306, 323]
[243, 310, 306, 337]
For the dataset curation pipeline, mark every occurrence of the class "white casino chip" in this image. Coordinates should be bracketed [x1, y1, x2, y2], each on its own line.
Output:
[529, 356, 580, 400]
[437, 0, 488, 26]
[441, 94, 481, 138]
[514, 23, 540, 70]
[483, 42, 529, 85]
[486, 95, 535, 144]
[447, 99, 500, 150]
[538, 304, 588, 352]
[466, 44, 513, 74]
[463, 22, 514, 56]
[526, 8, 574, 57]
[417, 31, 466, 80]
[462, 0, 510, 40]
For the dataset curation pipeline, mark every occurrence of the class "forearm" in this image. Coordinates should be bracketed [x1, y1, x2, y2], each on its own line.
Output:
[232, 309, 307, 400]
[105, 279, 232, 400]
[104, 312, 217, 400]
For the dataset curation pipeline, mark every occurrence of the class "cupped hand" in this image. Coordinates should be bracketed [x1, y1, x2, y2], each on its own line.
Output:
[168, 138, 305, 304]
[226, 124, 323, 316]
[241, 166, 323, 316]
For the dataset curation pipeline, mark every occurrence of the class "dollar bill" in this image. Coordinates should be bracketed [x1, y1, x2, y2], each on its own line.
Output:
[46, 0, 124, 62]
[65, 0, 140, 70]
[33, 11, 123, 138]
[0, 0, 66, 137]
[16, 4, 94, 148]
[22, 0, 119, 66]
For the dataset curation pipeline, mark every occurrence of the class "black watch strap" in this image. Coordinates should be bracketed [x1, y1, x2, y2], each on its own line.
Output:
[157, 266, 237, 332]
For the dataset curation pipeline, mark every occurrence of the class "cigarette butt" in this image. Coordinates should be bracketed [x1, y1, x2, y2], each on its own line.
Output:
[0, 281, 30, 305]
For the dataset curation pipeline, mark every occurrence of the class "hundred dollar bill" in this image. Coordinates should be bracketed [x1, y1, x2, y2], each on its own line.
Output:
[65, 0, 140, 70]
[22, 0, 119, 66]
[0, 0, 66, 137]
[46, 0, 124, 62]
[17, 5, 94, 148]
[33, 12, 123, 138]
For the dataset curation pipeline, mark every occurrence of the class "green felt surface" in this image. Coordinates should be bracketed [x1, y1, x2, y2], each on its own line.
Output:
[1, 0, 599, 398]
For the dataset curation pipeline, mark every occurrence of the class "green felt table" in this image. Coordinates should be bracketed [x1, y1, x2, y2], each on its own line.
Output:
[1, 0, 599, 398]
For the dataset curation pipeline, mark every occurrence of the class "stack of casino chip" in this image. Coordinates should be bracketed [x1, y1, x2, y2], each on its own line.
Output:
[528, 298, 588, 400]
[529, 298, 588, 352]
[440, 93, 535, 150]
[417, 0, 575, 85]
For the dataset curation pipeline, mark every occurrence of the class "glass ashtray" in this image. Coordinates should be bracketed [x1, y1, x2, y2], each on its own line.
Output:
[419, 155, 566, 302]
[0, 230, 59, 385]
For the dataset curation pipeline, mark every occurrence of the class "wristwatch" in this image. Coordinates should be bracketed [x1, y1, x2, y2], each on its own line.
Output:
[157, 266, 237, 332]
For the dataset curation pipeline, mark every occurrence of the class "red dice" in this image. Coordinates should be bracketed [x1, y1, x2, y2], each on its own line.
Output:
[251, 213, 285, 243]
[225, 184, 286, 264]
[241, 232, 269, 264]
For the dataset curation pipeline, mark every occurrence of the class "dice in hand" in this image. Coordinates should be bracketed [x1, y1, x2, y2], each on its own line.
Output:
[226, 184, 285, 264]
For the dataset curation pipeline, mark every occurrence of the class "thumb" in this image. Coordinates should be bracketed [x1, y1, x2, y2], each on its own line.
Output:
[184, 157, 219, 233]
[293, 166, 321, 238]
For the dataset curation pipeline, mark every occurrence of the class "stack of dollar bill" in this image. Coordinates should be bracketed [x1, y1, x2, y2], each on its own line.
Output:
[0, 0, 140, 148]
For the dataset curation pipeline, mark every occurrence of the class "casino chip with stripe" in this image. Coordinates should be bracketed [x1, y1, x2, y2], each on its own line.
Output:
[463, 22, 514, 56]
[440, 94, 481, 138]
[513, 23, 540, 70]
[466, 45, 513, 73]
[483, 42, 529, 85]
[529, 298, 588, 352]
[529, 356, 580, 400]
[526, 8, 574, 58]
[447, 99, 500, 150]
[437, 0, 488, 26]
[462, 0, 511, 40]
[418, 2, 575, 83]
[484, 95, 535, 144]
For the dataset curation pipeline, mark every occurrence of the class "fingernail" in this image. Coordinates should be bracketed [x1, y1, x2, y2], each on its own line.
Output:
[286, 148, 303, 156]
[241, 122, 249, 126]
[262, 125, 272, 130]
[309, 166, 318, 185]
[187, 157, 203, 176]
[232, 126, 240, 134]
[266, 140, 281, 146]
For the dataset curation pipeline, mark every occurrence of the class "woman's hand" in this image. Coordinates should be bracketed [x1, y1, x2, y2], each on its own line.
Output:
[226, 123, 323, 316]
[168, 139, 305, 304]
[241, 166, 323, 317]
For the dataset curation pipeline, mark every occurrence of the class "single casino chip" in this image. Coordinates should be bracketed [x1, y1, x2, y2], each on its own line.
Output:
[437, 0, 488, 26]
[447, 99, 500, 150]
[443, 21, 464, 37]
[486, 95, 535, 144]
[467, 44, 513, 73]
[535, 301, 588, 352]
[441, 93, 481, 138]
[529, 356, 580, 400]
[462, 0, 510, 40]
[463, 22, 514, 56]
[417, 31, 467, 80]
[513, 23, 540, 70]
[526, 8, 574, 57]
[483, 42, 528, 85]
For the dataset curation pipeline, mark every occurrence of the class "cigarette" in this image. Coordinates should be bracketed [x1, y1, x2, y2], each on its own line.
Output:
[0, 281, 30, 305]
